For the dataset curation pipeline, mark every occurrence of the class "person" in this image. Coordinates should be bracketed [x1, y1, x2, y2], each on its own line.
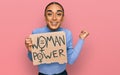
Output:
[25, 2, 89, 75]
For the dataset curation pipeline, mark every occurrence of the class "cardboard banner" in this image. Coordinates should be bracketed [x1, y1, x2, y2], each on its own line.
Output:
[30, 31, 67, 65]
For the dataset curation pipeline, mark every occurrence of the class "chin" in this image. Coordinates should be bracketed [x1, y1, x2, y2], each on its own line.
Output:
[47, 24, 60, 31]
[50, 27, 59, 30]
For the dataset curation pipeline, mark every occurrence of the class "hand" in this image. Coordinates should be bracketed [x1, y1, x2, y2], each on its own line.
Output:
[25, 38, 32, 52]
[79, 30, 89, 40]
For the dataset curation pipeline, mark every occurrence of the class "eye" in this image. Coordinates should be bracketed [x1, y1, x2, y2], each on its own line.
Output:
[57, 13, 62, 16]
[47, 13, 52, 16]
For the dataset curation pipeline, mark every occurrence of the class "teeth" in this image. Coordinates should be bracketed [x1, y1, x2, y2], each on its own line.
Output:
[52, 22, 57, 25]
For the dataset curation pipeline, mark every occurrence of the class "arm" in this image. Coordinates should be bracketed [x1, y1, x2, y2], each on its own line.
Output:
[25, 38, 33, 61]
[67, 30, 89, 64]
[28, 51, 33, 61]
[25, 32, 35, 61]
[27, 30, 41, 61]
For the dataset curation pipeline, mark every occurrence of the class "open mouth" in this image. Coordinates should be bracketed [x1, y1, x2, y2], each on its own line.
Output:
[51, 22, 58, 26]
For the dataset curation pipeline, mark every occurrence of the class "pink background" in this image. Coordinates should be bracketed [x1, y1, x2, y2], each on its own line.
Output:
[0, 0, 120, 75]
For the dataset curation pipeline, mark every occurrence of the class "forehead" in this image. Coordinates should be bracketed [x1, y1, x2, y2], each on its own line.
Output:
[46, 4, 63, 12]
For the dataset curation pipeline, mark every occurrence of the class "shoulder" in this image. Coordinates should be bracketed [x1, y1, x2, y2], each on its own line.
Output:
[61, 28, 73, 45]
[32, 26, 46, 34]
[61, 27, 72, 37]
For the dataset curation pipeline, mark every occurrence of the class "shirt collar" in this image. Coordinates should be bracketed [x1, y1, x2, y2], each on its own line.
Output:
[45, 25, 62, 32]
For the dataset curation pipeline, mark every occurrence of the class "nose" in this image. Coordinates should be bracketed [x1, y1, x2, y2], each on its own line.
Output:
[52, 14, 57, 21]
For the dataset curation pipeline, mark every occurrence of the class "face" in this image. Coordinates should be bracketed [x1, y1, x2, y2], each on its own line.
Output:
[45, 4, 64, 30]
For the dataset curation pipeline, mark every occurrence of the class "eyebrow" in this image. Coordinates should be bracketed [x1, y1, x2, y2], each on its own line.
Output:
[57, 10, 63, 12]
[47, 10, 63, 13]
[47, 10, 52, 12]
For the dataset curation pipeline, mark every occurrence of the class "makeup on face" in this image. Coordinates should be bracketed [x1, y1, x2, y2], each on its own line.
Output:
[45, 4, 64, 30]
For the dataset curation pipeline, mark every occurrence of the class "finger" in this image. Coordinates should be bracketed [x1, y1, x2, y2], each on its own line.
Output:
[25, 41, 32, 45]
[82, 30, 89, 35]
[26, 44, 32, 47]
[25, 40, 32, 43]
[84, 31, 89, 36]
[25, 38, 32, 42]
[84, 32, 89, 38]
[81, 30, 84, 34]
[25, 38, 32, 43]
[28, 43, 33, 46]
